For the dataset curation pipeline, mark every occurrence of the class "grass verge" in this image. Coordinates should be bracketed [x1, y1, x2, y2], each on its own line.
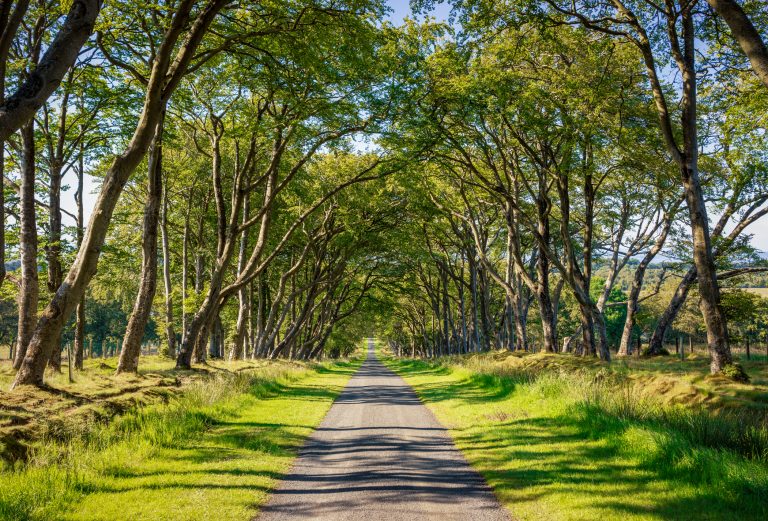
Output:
[383, 352, 768, 521]
[0, 356, 290, 462]
[0, 358, 360, 521]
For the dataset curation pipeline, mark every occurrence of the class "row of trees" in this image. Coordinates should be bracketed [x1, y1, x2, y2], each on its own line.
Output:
[1, 0, 767, 388]
[378, 0, 768, 381]
[1, 0, 409, 387]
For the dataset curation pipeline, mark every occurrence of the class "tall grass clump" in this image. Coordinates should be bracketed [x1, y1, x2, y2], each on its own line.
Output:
[0, 365, 305, 521]
[466, 354, 767, 496]
[443, 353, 768, 463]
[571, 372, 768, 463]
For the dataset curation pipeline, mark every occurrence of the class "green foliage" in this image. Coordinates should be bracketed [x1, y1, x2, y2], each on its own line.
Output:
[721, 290, 768, 342]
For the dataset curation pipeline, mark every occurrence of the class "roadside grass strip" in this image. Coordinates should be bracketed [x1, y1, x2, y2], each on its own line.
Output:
[0, 360, 360, 521]
[385, 356, 768, 521]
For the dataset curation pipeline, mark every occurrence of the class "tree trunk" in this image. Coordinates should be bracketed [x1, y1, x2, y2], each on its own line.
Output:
[117, 111, 165, 374]
[468, 246, 480, 352]
[230, 194, 250, 360]
[178, 161, 272, 369]
[245, 281, 254, 358]
[209, 314, 223, 359]
[0, 0, 31, 290]
[46, 164, 63, 296]
[539, 293, 557, 353]
[706, 0, 768, 90]
[593, 307, 610, 359]
[13, 123, 39, 370]
[535, 198, 556, 352]
[618, 215, 672, 356]
[618, 271, 648, 357]
[160, 176, 175, 357]
[514, 294, 527, 351]
[677, 10, 735, 376]
[12, 0, 226, 388]
[74, 144, 85, 370]
[0, 0, 101, 141]
[181, 190, 192, 346]
[647, 267, 696, 354]
[579, 302, 595, 357]
[46, 161, 64, 372]
[193, 322, 209, 364]
[74, 298, 85, 369]
[178, 244, 228, 369]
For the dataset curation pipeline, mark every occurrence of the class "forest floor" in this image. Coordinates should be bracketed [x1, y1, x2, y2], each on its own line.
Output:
[0, 356, 361, 521]
[383, 348, 768, 521]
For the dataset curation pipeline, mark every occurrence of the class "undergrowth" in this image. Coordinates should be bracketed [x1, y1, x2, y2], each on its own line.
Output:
[447, 354, 768, 462]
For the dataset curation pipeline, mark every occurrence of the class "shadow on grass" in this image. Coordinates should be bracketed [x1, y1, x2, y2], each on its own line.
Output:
[395, 360, 768, 521]
[64, 362, 359, 515]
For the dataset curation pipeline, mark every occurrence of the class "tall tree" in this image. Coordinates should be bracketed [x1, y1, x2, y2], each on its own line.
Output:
[13, 0, 229, 387]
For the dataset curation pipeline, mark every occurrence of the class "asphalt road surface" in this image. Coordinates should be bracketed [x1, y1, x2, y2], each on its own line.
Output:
[256, 339, 509, 521]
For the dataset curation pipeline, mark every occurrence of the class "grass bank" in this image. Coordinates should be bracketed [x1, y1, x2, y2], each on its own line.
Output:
[0, 358, 360, 521]
[0, 355, 288, 462]
[383, 351, 768, 521]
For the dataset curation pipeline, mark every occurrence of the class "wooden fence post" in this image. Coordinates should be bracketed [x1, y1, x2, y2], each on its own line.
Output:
[67, 343, 74, 383]
[746, 338, 751, 360]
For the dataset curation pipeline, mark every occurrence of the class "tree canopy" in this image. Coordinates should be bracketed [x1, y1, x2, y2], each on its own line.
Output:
[1, 0, 768, 387]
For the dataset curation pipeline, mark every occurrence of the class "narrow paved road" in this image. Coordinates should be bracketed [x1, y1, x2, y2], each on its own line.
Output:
[256, 339, 509, 521]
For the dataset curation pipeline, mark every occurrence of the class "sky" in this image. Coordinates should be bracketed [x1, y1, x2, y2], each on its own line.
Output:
[387, 0, 451, 22]
[58, 0, 768, 256]
[387, 0, 416, 22]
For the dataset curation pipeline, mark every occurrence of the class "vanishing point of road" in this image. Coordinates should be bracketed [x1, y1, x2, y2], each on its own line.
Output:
[256, 339, 509, 521]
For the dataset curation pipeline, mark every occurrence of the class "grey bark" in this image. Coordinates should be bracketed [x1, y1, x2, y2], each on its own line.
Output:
[160, 175, 175, 357]
[13, 122, 38, 369]
[117, 110, 165, 374]
[74, 143, 85, 369]
[0, 0, 101, 141]
[230, 193, 250, 360]
[707, 0, 768, 90]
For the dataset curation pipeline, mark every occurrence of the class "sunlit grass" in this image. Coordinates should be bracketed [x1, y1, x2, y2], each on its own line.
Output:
[0, 353, 285, 391]
[384, 353, 768, 521]
[0, 358, 360, 521]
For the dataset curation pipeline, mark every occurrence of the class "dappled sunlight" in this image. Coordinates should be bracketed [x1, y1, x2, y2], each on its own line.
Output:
[389, 357, 768, 521]
[0, 361, 359, 521]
